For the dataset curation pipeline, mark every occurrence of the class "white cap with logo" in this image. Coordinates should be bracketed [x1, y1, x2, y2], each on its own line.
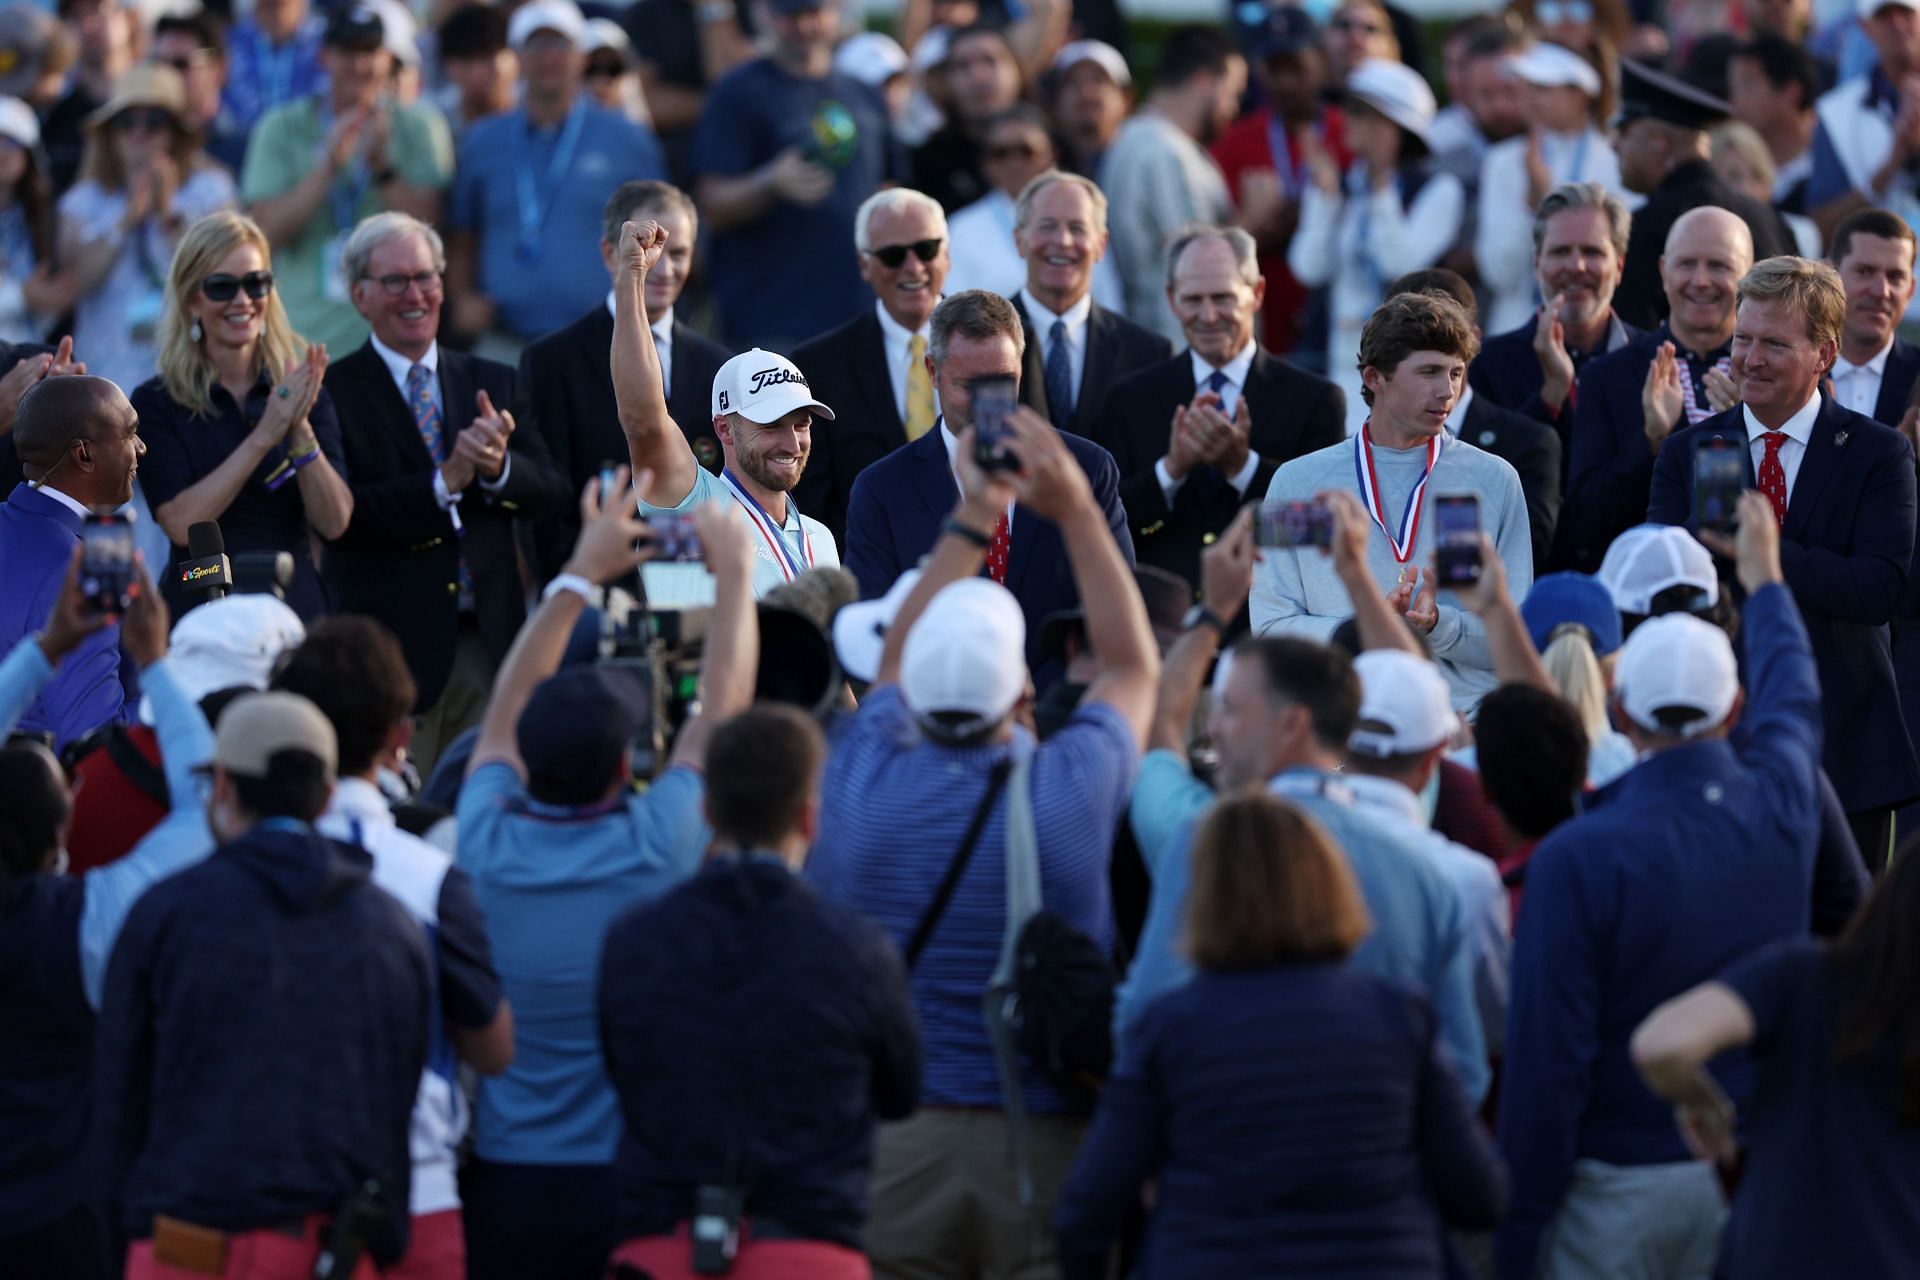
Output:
[711, 348, 837, 425]
[1598, 524, 1720, 617]
[1349, 650, 1456, 757]
[1613, 612, 1739, 737]
[901, 578, 1027, 732]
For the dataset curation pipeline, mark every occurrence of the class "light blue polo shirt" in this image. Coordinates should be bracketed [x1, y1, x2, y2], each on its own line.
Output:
[456, 762, 707, 1164]
[637, 467, 840, 603]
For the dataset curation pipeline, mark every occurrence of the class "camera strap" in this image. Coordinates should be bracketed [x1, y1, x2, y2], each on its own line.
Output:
[904, 759, 1012, 970]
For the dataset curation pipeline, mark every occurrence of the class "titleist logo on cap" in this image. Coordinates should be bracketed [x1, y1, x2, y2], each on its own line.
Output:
[748, 367, 809, 395]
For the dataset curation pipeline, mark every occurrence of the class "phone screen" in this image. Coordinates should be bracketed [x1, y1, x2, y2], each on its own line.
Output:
[80, 515, 135, 615]
[969, 376, 1019, 472]
[1253, 500, 1333, 548]
[645, 513, 703, 562]
[1433, 493, 1483, 587]
[1694, 442, 1745, 533]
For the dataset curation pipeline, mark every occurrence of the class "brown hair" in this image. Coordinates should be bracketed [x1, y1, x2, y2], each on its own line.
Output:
[1356, 289, 1480, 405]
[1737, 255, 1846, 352]
[704, 705, 827, 851]
[1185, 791, 1371, 969]
[930, 288, 1027, 364]
[1830, 207, 1918, 273]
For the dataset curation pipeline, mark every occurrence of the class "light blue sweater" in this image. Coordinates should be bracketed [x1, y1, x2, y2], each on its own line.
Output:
[1249, 433, 1533, 711]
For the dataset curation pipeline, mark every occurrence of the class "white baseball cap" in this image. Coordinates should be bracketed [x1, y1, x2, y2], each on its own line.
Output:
[583, 17, 631, 56]
[1346, 58, 1438, 147]
[0, 95, 39, 150]
[1597, 524, 1720, 617]
[711, 348, 836, 425]
[901, 578, 1027, 732]
[833, 567, 921, 683]
[1511, 41, 1602, 97]
[1613, 612, 1738, 737]
[1861, 0, 1920, 19]
[1349, 650, 1456, 758]
[508, 0, 587, 50]
[834, 32, 909, 89]
[138, 594, 307, 725]
[1051, 38, 1132, 88]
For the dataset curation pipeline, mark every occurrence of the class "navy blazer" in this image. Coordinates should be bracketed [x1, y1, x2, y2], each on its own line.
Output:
[1469, 316, 1644, 470]
[0, 483, 127, 748]
[1648, 398, 1920, 814]
[1555, 325, 1679, 573]
[790, 307, 911, 550]
[1084, 345, 1344, 590]
[1010, 293, 1174, 436]
[1869, 339, 1920, 426]
[842, 423, 1134, 671]
[1461, 391, 1562, 574]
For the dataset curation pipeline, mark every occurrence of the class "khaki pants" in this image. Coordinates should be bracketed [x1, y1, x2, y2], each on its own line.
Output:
[867, 1108, 1087, 1280]
[410, 629, 496, 778]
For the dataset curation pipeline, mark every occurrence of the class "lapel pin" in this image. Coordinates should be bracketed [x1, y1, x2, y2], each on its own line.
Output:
[1835, 430, 1849, 447]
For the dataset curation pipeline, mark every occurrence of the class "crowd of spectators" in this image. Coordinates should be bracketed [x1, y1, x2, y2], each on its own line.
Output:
[5, 0, 1920, 1277]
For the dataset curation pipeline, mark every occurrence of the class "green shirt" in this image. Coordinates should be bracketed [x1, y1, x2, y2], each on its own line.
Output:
[240, 96, 453, 352]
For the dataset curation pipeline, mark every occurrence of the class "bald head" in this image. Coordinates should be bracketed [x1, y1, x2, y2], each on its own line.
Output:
[1661, 207, 1753, 350]
[17, 376, 142, 510]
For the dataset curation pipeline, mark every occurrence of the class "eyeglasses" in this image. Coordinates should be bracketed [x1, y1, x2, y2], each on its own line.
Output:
[113, 107, 175, 135]
[202, 271, 275, 302]
[868, 238, 943, 268]
[368, 270, 443, 296]
[985, 141, 1038, 161]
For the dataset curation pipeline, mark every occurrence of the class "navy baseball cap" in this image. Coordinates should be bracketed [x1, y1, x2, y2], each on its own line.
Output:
[516, 666, 649, 801]
[325, 5, 387, 50]
[1251, 6, 1318, 59]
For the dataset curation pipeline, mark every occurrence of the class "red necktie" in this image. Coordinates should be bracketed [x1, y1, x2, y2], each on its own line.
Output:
[987, 510, 1011, 585]
[1757, 431, 1788, 527]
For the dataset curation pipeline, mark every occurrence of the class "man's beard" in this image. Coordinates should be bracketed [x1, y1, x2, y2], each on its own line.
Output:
[737, 448, 806, 493]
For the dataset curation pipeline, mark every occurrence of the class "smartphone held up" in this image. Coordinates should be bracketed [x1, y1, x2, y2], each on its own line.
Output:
[969, 375, 1019, 473]
[1433, 493, 1483, 587]
[80, 513, 137, 616]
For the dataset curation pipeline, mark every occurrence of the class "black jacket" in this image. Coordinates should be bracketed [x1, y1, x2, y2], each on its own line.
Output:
[790, 306, 916, 549]
[1086, 347, 1345, 589]
[1458, 391, 1562, 573]
[518, 304, 731, 571]
[322, 343, 569, 708]
[1011, 293, 1173, 437]
[1615, 160, 1796, 331]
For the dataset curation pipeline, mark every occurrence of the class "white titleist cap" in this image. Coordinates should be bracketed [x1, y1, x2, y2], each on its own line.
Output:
[1614, 612, 1739, 737]
[711, 348, 836, 425]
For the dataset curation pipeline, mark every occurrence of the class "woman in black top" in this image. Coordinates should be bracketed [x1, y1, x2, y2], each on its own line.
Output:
[1055, 791, 1508, 1277]
[133, 209, 351, 620]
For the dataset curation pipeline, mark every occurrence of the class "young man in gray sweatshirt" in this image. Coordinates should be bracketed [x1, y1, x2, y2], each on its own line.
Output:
[1251, 290, 1532, 711]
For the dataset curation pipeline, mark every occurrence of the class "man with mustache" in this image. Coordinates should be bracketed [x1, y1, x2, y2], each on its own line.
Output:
[614, 219, 842, 597]
[1556, 205, 1752, 573]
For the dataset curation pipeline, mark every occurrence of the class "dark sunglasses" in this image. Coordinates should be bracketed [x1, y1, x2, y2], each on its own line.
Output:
[113, 107, 175, 134]
[869, 238, 943, 268]
[202, 271, 275, 302]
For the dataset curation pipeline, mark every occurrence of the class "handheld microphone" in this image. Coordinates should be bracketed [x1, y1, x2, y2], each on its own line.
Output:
[179, 521, 233, 601]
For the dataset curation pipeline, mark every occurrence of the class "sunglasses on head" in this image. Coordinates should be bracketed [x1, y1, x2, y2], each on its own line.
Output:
[869, 238, 943, 268]
[114, 107, 174, 134]
[202, 271, 275, 302]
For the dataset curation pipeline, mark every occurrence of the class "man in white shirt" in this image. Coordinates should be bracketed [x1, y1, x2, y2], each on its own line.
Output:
[1827, 206, 1920, 425]
[790, 187, 949, 544]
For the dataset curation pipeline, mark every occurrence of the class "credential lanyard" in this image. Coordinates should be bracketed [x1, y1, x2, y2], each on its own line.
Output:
[514, 100, 587, 261]
[720, 468, 811, 582]
[1352, 424, 1444, 564]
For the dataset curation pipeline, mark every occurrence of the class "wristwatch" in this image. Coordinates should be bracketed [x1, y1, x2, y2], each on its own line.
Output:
[1182, 604, 1226, 636]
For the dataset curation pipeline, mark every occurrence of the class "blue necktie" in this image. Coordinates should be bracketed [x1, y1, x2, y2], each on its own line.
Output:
[1200, 370, 1232, 501]
[1045, 319, 1075, 427]
[1206, 369, 1230, 402]
[410, 363, 472, 604]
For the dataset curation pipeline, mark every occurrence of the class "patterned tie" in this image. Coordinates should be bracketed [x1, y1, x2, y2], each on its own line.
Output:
[1757, 431, 1789, 527]
[905, 333, 936, 440]
[409, 363, 473, 602]
[987, 509, 1011, 585]
[1045, 318, 1075, 426]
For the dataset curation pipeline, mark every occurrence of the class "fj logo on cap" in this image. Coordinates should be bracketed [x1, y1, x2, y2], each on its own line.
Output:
[748, 367, 809, 395]
[718, 390, 729, 409]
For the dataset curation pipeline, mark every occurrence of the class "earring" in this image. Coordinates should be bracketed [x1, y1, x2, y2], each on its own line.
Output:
[190, 318, 202, 342]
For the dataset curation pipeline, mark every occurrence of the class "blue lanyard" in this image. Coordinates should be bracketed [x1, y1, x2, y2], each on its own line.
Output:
[1264, 115, 1310, 199]
[318, 102, 373, 232]
[1550, 129, 1591, 183]
[514, 101, 587, 262]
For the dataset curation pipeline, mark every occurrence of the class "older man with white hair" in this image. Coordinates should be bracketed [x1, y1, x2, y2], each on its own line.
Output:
[791, 186, 950, 545]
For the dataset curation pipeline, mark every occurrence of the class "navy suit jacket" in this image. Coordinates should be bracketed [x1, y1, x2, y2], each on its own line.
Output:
[1648, 398, 1920, 814]
[1469, 316, 1644, 473]
[1868, 339, 1920, 426]
[1555, 326, 1679, 573]
[1460, 391, 1562, 574]
[843, 424, 1135, 671]
[790, 307, 911, 551]
[1011, 294, 1174, 436]
[0, 483, 127, 747]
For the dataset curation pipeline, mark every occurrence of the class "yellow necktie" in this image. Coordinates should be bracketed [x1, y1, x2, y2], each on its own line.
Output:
[906, 333, 935, 440]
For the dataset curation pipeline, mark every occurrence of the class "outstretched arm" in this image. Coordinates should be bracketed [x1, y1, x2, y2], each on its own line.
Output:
[612, 220, 699, 510]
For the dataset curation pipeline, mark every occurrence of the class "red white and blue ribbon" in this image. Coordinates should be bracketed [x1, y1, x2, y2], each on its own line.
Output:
[720, 467, 813, 582]
[1352, 423, 1444, 565]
